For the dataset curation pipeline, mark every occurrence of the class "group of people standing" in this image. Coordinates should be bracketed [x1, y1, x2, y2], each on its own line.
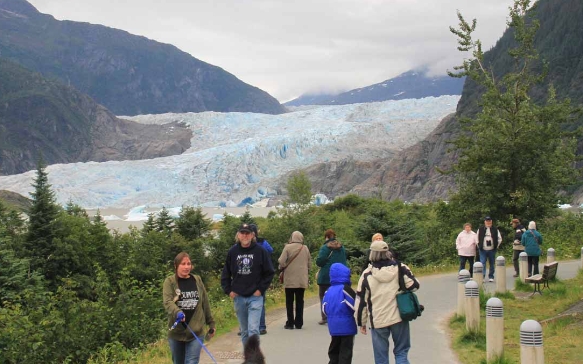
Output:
[456, 217, 544, 280]
[162, 224, 420, 364]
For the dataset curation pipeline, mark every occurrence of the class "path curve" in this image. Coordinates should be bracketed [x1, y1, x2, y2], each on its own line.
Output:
[202, 260, 581, 364]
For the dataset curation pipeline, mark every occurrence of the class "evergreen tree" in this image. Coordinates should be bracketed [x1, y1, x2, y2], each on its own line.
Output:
[141, 212, 156, 236]
[175, 206, 212, 241]
[156, 207, 174, 236]
[239, 210, 256, 225]
[24, 160, 60, 272]
[448, 0, 580, 222]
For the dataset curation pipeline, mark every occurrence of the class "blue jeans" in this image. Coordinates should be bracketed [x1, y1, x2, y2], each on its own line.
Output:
[168, 337, 203, 364]
[234, 295, 263, 345]
[371, 320, 410, 364]
[479, 249, 496, 279]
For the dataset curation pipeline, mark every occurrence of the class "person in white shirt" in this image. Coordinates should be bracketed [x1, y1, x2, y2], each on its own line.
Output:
[456, 223, 478, 277]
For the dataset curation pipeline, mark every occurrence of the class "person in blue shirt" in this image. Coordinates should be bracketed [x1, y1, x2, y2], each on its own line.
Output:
[322, 263, 357, 364]
[251, 224, 272, 335]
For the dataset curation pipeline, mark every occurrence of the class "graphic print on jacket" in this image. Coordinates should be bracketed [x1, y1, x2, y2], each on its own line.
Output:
[237, 254, 254, 275]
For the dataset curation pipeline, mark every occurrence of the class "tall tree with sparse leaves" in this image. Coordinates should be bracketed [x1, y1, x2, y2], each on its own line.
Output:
[447, 0, 580, 222]
[24, 160, 60, 272]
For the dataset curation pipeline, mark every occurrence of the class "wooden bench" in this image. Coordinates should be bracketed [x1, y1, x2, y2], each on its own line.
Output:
[525, 261, 558, 296]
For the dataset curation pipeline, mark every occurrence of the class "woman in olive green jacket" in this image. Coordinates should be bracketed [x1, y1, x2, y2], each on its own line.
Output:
[163, 252, 215, 364]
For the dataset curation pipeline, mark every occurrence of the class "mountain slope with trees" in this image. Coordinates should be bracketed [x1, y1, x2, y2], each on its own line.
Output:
[0, 58, 192, 175]
[0, 0, 284, 115]
[351, 0, 583, 204]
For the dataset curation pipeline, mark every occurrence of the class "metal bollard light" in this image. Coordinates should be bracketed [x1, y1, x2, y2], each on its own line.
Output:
[465, 280, 480, 334]
[519, 252, 528, 283]
[547, 248, 555, 264]
[486, 298, 504, 362]
[495, 256, 506, 293]
[473, 261, 484, 288]
[457, 269, 471, 317]
[520, 320, 544, 364]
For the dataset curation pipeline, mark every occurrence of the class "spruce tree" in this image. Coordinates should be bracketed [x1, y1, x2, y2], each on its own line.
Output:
[24, 160, 59, 272]
[156, 207, 174, 236]
[448, 0, 580, 222]
[175, 206, 211, 240]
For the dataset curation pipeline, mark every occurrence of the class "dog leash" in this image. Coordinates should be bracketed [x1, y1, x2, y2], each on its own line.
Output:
[170, 318, 218, 364]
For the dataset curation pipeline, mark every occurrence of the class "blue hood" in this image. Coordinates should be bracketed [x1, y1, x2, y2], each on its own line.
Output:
[329, 263, 351, 285]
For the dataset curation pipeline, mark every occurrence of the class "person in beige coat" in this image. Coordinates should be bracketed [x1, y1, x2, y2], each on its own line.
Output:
[278, 231, 311, 329]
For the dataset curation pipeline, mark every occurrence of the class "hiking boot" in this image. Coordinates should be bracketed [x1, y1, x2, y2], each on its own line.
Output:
[284, 324, 294, 330]
[260, 329, 267, 335]
[237, 331, 241, 336]
[318, 319, 327, 325]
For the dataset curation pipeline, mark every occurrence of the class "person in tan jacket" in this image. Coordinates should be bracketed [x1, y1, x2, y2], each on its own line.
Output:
[356, 240, 420, 364]
[278, 231, 311, 329]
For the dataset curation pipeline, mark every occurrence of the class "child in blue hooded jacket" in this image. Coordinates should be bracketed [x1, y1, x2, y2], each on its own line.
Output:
[322, 263, 357, 364]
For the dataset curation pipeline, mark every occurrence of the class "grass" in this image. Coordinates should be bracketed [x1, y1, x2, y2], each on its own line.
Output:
[450, 270, 583, 364]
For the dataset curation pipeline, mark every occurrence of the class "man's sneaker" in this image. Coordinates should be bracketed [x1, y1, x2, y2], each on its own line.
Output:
[489, 278, 494, 282]
[260, 329, 267, 335]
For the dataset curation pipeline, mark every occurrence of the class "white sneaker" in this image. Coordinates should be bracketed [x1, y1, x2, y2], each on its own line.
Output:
[489, 278, 494, 282]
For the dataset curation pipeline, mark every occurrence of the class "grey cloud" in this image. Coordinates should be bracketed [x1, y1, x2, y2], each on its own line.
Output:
[29, 0, 514, 102]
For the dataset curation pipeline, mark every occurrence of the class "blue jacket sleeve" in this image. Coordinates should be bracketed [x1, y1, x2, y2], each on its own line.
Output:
[262, 239, 274, 254]
[258, 249, 275, 294]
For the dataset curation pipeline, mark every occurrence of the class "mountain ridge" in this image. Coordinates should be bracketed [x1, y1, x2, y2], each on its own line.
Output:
[0, 0, 285, 115]
[285, 69, 465, 107]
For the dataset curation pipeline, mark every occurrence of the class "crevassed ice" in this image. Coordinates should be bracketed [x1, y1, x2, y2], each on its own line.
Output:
[0, 96, 460, 209]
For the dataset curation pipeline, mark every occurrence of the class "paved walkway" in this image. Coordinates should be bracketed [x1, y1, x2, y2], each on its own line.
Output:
[202, 260, 581, 364]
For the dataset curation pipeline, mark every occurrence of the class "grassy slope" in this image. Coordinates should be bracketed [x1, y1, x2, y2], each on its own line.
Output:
[0, 190, 31, 212]
[450, 271, 583, 364]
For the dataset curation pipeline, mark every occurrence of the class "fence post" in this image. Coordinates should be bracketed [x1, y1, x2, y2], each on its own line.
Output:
[457, 269, 471, 317]
[473, 261, 484, 288]
[486, 298, 504, 362]
[465, 280, 480, 334]
[520, 319, 544, 364]
[546, 248, 555, 264]
[519, 252, 528, 283]
[495, 256, 506, 293]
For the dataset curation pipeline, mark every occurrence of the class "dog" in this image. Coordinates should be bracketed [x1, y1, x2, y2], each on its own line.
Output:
[242, 334, 265, 364]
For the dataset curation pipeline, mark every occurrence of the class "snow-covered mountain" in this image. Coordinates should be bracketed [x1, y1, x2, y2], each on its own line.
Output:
[285, 70, 465, 107]
[0, 96, 459, 209]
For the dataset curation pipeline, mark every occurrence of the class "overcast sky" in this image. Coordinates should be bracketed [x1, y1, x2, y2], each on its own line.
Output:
[28, 0, 513, 103]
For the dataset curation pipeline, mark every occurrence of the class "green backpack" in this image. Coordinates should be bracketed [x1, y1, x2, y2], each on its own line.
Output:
[396, 262, 424, 321]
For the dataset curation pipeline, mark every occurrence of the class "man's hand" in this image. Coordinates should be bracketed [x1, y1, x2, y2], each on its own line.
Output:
[360, 326, 367, 335]
[229, 291, 238, 299]
[253, 290, 262, 296]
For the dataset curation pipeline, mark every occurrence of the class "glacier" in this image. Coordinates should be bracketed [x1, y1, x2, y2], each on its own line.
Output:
[0, 96, 460, 209]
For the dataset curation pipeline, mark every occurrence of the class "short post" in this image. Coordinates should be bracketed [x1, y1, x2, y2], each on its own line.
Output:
[519, 252, 528, 283]
[465, 280, 480, 334]
[495, 256, 506, 293]
[520, 320, 544, 364]
[457, 269, 471, 317]
[486, 298, 504, 362]
[547, 248, 555, 264]
[473, 261, 484, 288]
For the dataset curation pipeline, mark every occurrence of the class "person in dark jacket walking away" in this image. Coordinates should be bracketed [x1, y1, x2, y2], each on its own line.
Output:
[163, 252, 215, 364]
[322, 263, 357, 364]
[316, 229, 347, 325]
[250, 224, 273, 335]
[521, 221, 543, 277]
[221, 224, 275, 346]
[511, 218, 526, 277]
